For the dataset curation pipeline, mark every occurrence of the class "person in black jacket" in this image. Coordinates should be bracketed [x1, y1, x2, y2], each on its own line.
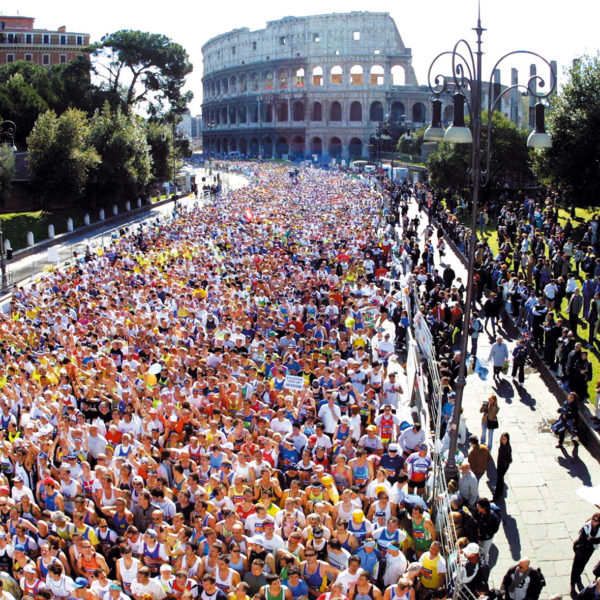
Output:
[554, 393, 580, 449]
[501, 559, 544, 600]
[483, 293, 502, 336]
[571, 514, 600, 594]
[492, 432, 512, 503]
[577, 577, 600, 600]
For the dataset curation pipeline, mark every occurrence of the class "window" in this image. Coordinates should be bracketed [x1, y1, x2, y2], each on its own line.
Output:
[25, 54, 33, 62]
[313, 33, 320, 42]
[279, 36, 286, 45]
[6, 54, 14, 63]
[252, 41, 257, 50]
[60, 54, 67, 64]
[25, 33, 32, 44]
[76, 35, 83, 45]
[334, 50, 340, 56]
[42, 54, 50, 65]
[353, 31, 360, 40]
[0, 23, 4, 30]
[43, 34, 49, 44]
[7, 33, 14, 43]
[374, 49, 380, 55]
[231, 46, 235, 55]
[60, 35, 66, 45]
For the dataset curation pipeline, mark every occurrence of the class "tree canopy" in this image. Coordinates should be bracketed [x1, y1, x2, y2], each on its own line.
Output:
[532, 55, 600, 207]
[92, 30, 193, 119]
[427, 111, 534, 195]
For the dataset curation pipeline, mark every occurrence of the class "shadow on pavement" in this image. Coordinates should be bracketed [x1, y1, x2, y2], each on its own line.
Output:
[495, 378, 515, 403]
[515, 384, 537, 410]
[501, 511, 522, 560]
[557, 454, 593, 486]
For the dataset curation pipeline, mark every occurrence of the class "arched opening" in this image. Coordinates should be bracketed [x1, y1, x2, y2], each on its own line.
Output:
[221, 107, 227, 124]
[370, 101, 384, 122]
[238, 106, 247, 123]
[329, 137, 342, 159]
[330, 101, 342, 122]
[251, 73, 259, 92]
[278, 68, 288, 89]
[214, 111, 220, 125]
[229, 107, 237, 124]
[350, 65, 364, 85]
[291, 135, 305, 159]
[222, 78, 228, 94]
[215, 139, 221, 153]
[222, 139, 228, 154]
[239, 138, 247, 155]
[312, 101, 322, 121]
[443, 104, 454, 124]
[370, 65, 384, 86]
[391, 65, 406, 86]
[349, 137, 363, 158]
[250, 104, 258, 123]
[311, 136, 323, 156]
[312, 66, 323, 86]
[215, 81, 220, 96]
[262, 137, 273, 158]
[391, 101, 405, 122]
[263, 103, 273, 123]
[412, 102, 426, 124]
[239, 74, 247, 93]
[276, 136, 289, 157]
[229, 75, 236, 93]
[293, 101, 305, 121]
[249, 137, 259, 156]
[277, 102, 288, 122]
[229, 139, 237, 152]
[349, 101, 362, 122]
[264, 71, 273, 90]
[295, 68, 305, 87]
[330, 65, 343, 85]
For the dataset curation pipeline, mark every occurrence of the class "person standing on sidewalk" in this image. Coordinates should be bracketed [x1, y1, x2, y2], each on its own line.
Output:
[469, 311, 484, 362]
[480, 395, 500, 450]
[488, 337, 509, 381]
[570, 513, 600, 595]
[511, 339, 528, 386]
[467, 436, 492, 481]
[568, 288, 584, 336]
[492, 432, 512, 503]
[483, 293, 502, 336]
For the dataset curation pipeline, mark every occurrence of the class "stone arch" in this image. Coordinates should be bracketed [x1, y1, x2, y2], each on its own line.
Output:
[239, 138, 247, 155]
[263, 102, 273, 123]
[229, 75, 237, 93]
[312, 66, 323, 86]
[215, 81, 220, 96]
[370, 101, 384, 121]
[250, 104, 258, 123]
[349, 137, 363, 157]
[330, 101, 342, 122]
[311, 136, 323, 155]
[238, 106, 247, 123]
[222, 139, 228, 153]
[221, 106, 227, 124]
[350, 101, 362, 121]
[276, 136, 289, 157]
[229, 138, 237, 152]
[391, 65, 406, 86]
[215, 139, 221, 153]
[262, 136, 273, 158]
[330, 65, 343, 85]
[412, 102, 426, 124]
[391, 101, 405, 122]
[249, 137, 259, 156]
[329, 137, 342, 159]
[239, 74, 247, 93]
[264, 71, 273, 90]
[443, 104, 454, 123]
[250, 73, 259, 92]
[291, 135, 305, 158]
[229, 106, 237, 124]
[292, 101, 305, 121]
[295, 68, 305, 88]
[312, 101, 322, 121]
[214, 110, 220, 125]
[370, 65, 384, 86]
[350, 65, 364, 85]
[222, 78, 228, 94]
[277, 68, 288, 89]
[277, 101, 288, 122]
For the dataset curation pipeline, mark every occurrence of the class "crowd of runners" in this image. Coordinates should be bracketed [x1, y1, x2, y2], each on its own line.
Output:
[0, 162, 563, 600]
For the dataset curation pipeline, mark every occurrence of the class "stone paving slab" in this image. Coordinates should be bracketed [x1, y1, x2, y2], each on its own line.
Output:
[408, 204, 600, 596]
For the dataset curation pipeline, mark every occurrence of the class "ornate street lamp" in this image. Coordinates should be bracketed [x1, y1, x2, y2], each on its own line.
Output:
[423, 3, 556, 479]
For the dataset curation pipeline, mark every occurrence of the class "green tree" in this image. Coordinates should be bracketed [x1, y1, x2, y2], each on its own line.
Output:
[146, 121, 172, 183]
[92, 30, 193, 118]
[397, 129, 424, 156]
[532, 55, 600, 207]
[88, 104, 152, 202]
[0, 73, 49, 147]
[0, 144, 15, 203]
[27, 109, 100, 208]
[427, 111, 534, 194]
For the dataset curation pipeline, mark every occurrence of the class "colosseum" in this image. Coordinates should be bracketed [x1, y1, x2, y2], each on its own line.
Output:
[201, 12, 444, 161]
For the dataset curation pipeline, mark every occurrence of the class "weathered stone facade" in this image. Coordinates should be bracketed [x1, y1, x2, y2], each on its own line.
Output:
[201, 12, 440, 161]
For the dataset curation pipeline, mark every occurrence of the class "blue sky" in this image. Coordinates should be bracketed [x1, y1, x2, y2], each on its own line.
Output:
[5, 0, 598, 114]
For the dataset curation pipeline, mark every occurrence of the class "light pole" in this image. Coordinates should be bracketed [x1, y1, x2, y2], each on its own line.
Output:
[0, 120, 16, 294]
[423, 2, 555, 480]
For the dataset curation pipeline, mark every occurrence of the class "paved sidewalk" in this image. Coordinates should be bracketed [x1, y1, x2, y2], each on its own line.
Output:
[409, 203, 600, 596]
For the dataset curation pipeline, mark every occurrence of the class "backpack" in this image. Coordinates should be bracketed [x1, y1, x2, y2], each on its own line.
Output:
[489, 503, 503, 535]
[534, 567, 546, 589]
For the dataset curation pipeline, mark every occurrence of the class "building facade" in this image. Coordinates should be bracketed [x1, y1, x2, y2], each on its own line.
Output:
[0, 16, 89, 67]
[201, 12, 442, 161]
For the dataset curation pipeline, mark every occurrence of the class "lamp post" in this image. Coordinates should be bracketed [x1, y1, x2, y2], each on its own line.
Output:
[423, 2, 555, 480]
[0, 120, 16, 294]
